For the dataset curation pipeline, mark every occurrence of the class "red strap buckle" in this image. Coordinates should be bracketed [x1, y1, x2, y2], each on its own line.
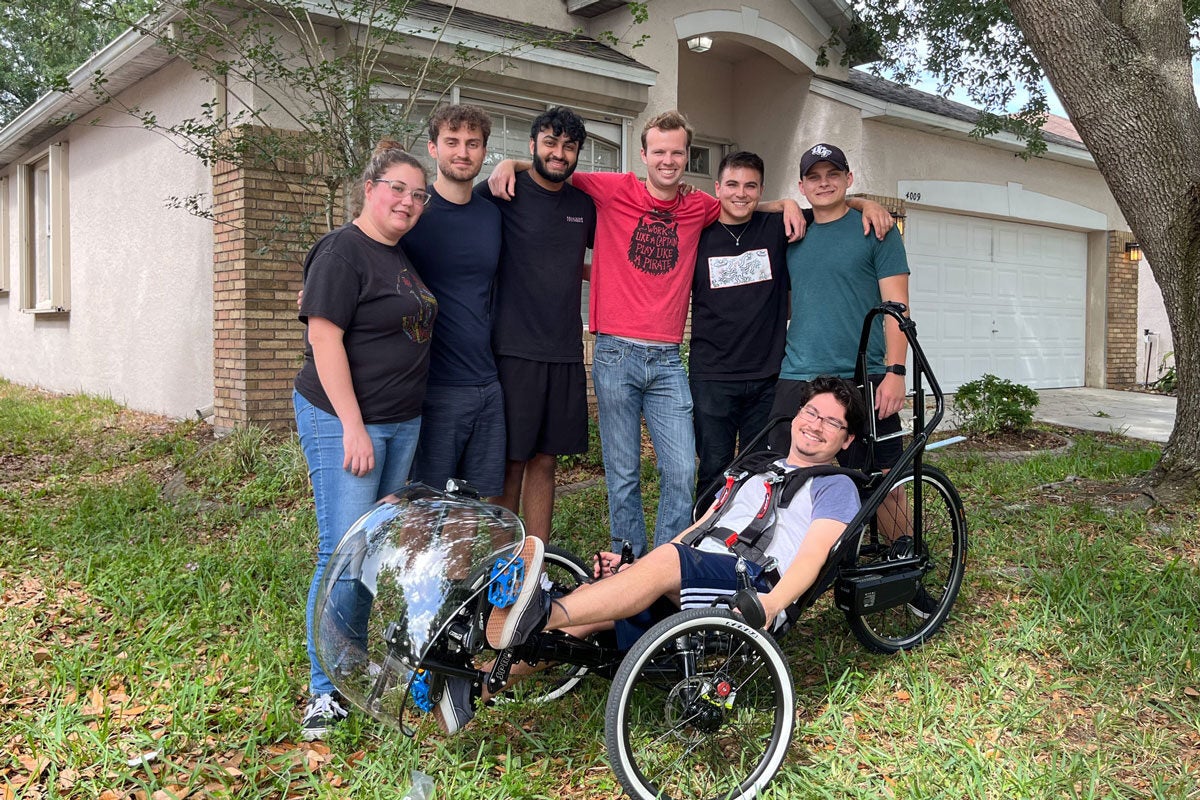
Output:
[755, 480, 774, 519]
[712, 475, 736, 512]
[725, 531, 739, 548]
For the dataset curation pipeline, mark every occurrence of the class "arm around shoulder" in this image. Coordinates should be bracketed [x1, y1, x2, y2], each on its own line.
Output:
[486, 158, 532, 200]
[847, 197, 894, 240]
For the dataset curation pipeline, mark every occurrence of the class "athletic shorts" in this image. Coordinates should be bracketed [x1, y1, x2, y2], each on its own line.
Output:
[770, 375, 903, 470]
[612, 543, 775, 650]
[496, 356, 588, 461]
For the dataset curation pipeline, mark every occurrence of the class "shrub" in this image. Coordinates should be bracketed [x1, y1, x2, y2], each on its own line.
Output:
[952, 374, 1039, 436]
[1153, 352, 1177, 394]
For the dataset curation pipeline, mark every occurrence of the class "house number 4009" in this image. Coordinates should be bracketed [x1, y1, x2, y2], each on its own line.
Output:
[904, 192, 921, 201]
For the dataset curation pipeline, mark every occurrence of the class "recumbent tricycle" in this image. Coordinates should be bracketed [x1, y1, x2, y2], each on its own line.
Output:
[312, 303, 968, 800]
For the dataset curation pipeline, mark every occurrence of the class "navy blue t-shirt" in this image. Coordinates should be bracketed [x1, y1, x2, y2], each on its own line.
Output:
[401, 186, 503, 386]
[476, 172, 596, 362]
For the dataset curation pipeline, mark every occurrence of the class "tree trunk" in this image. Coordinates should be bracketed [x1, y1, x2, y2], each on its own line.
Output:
[1006, 0, 1200, 501]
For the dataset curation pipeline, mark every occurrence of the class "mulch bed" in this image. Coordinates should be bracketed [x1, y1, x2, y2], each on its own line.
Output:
[945, 428, 1072, 453]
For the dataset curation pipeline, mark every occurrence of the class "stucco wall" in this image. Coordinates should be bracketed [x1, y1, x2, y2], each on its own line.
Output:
[856, 122, 1126, 227]
[1137, 259, 1174, 384]
[0, 59, 214, 418]
[677, 45, 737, 144]
[587, 0, 847, 172]
[728, 52, 813, 198]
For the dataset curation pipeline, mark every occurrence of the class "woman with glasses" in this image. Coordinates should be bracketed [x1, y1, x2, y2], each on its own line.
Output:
[292, 140, 437, 740]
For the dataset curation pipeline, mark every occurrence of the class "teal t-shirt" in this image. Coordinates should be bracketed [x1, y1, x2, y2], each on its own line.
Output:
[781, 208, 909, 380]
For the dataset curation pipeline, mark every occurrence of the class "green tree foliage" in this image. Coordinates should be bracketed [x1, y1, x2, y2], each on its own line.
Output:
[0, 0, 153, 125]
[827, 1, 1051, 155]
[843, 1, 1199, 152]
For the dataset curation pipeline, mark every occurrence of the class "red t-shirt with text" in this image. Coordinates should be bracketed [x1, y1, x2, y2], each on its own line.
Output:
[572, 172, 719, 343]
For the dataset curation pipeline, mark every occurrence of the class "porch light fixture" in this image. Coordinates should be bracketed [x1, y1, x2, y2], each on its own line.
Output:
[890, 210, 906, 236]
[687, 35, 713, 53]
[1125, 241, 1142, 261]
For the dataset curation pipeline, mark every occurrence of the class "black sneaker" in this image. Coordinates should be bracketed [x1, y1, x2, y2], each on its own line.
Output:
[486, 536, 548, 649]
[908, 585, 938, 620]
[300, 692, 348, 740]
[433, 675, 479, 735]
[889, 535, 915, 559]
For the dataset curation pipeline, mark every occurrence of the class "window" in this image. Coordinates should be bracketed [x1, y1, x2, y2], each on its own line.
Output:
[478, 105, 622, 177]
[577, 134, 620, 173]
[0, 176, 9, 294]
[18, 143, 69, 312]
[685, 140, 728, 183]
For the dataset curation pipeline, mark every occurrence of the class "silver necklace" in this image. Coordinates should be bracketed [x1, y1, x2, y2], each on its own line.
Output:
[719, 221, 748, 247]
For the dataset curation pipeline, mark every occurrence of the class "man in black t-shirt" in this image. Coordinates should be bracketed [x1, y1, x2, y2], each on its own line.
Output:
[474, 107, 597, 543]
[690, 152, 792, 507]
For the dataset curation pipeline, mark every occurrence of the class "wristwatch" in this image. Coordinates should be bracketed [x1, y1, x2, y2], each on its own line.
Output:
[883, 364, 907, 376]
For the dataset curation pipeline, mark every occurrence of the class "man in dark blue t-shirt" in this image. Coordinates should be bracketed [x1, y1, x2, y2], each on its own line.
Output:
[402, 105, 505, 496]
[474, 107, 597, 543]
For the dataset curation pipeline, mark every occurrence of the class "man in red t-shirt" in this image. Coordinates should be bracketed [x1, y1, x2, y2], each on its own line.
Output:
[488, 111, 801, 555]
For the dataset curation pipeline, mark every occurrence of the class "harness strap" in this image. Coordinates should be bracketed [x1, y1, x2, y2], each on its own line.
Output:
[684, 462, 869, 568]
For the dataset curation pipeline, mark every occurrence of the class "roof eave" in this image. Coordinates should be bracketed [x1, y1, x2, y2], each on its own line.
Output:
[810, 78, 1096, 167]
[0, 8, 181, 168]
[1, 2, 656, 169]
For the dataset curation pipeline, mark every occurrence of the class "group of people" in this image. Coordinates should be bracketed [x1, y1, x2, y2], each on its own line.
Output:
[290, 103, 911, 739]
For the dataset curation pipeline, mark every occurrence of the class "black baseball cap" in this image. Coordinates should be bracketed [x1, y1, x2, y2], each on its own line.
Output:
[800, 143, 849, 176]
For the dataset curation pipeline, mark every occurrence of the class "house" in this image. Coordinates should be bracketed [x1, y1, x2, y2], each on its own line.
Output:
[0, 0, 1146, 432]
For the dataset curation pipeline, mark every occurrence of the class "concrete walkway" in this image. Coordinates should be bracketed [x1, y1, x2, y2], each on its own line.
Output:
[1032, 388, 1176, 443]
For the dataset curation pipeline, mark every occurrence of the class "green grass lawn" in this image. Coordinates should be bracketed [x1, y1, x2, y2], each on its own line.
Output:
[1, 380, 1197, 799]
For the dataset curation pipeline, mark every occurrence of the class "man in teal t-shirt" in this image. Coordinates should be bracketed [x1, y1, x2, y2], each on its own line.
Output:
[771, 143, 910, 469]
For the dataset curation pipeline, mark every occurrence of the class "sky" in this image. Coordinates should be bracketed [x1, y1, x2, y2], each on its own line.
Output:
[880, 32, 1200, 124]
[910, 67, 1200, 122]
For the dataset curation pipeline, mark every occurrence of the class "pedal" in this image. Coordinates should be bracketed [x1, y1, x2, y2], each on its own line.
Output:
[409, 669, 434, 712]
[487, 553, 527, 608]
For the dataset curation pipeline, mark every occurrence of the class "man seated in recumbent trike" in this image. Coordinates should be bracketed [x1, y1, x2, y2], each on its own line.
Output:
[436, 374, 866, 732]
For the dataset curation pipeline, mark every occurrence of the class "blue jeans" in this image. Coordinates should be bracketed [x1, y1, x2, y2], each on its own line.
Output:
[592, 335, 695, 556]
[293, 390, 421, 696]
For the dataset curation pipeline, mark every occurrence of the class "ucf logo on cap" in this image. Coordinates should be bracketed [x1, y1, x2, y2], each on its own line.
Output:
[800, 142, 849, 176]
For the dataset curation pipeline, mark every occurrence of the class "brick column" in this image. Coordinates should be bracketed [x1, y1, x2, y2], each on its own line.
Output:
[1105, 231, 1139, 388]
[852, 193, 906, 219]
[211, 131, 331, 432]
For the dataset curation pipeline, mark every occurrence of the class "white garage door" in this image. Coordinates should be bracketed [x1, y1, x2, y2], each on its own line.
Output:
[905, 209, 1087, 390]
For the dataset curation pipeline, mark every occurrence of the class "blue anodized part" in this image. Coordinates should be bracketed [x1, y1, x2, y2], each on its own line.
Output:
[487, 553, 525, 608]
[410, 669, 434, 712]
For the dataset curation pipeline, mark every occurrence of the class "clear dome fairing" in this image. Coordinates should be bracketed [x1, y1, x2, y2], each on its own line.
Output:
[313, 484, 525, 730]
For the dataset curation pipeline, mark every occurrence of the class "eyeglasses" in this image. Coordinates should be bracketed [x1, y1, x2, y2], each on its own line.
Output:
[371, 179, 431, 206]
[797, 404, 848, 433]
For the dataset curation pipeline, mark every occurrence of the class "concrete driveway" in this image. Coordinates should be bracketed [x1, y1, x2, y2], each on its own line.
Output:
[1032, 388, 1175, 443]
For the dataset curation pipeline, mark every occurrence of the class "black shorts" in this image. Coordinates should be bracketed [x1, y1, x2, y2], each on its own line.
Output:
[770, 375, 903, 470]
[496, 356, 588, 461]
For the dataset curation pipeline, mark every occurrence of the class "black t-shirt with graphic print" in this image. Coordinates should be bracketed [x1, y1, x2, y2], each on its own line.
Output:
[689, 209, 811, 381]
[295, 222, 437, 423]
